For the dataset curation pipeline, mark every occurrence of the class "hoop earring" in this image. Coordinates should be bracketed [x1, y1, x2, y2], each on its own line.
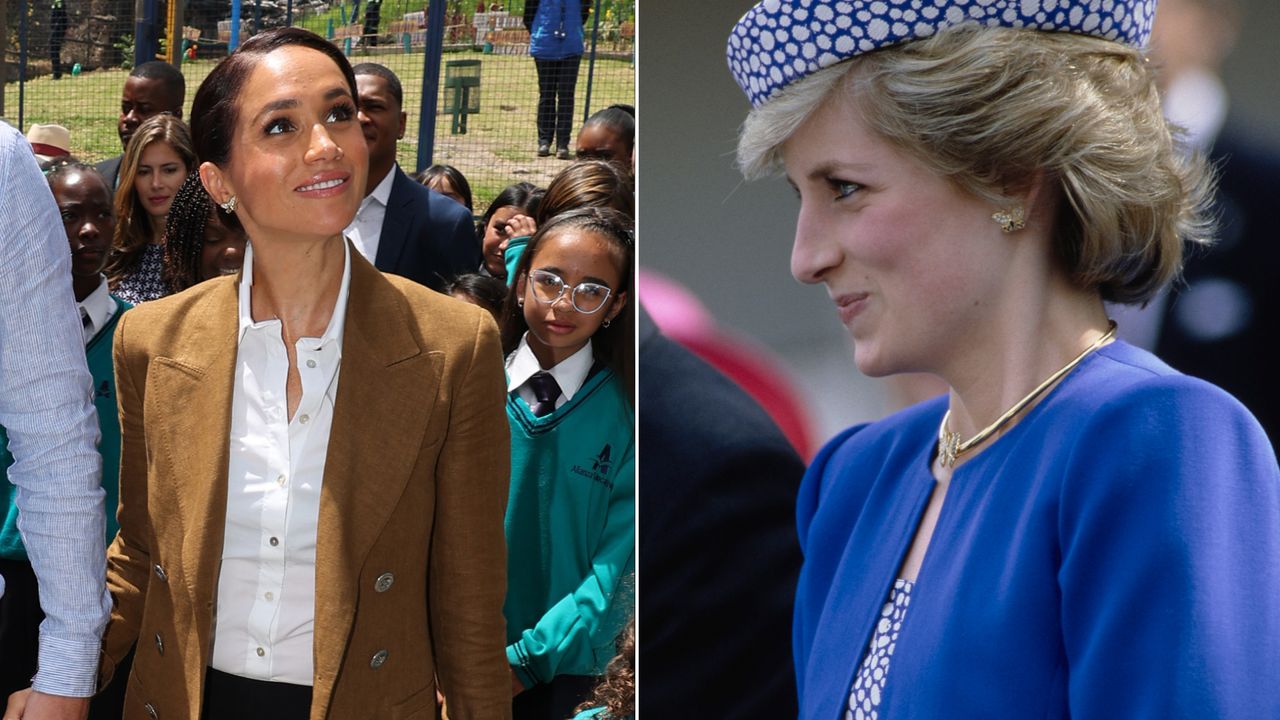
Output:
[992, 207, 1025, 233]
[602, 319, 611, 329]
[220, 196, 238, 214]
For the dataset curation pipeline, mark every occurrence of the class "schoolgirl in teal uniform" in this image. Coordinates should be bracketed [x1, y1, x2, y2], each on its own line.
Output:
[498, 207, 634, 720]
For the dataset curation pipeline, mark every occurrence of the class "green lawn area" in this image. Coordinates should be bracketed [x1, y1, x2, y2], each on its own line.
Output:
[3, 46, 633, 210]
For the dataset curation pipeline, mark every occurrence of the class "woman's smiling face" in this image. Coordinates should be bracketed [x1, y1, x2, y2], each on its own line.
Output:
[782, 93, 1015, 378]
[204, 45, 368, 245]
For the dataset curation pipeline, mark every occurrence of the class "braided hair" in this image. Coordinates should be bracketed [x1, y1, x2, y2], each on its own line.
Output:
[162, 172, 216, 293]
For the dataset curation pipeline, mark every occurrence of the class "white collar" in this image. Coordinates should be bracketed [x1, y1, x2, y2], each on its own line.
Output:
[505, 334, 594, 401]
[78, 275, 117, 339]
[362, 163, 398, 210]
[237, 239, 352, 354]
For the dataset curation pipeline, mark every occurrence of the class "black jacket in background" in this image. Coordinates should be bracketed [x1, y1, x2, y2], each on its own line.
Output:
[639, 308, 804, 719]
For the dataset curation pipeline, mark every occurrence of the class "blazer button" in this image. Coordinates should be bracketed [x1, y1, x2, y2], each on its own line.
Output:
[154, 632, 164, 656]
[144, 702, 158, 719]
[153, 564, 167, 582]
[374, 572, 394, 593]
[370, 649, 389, 669]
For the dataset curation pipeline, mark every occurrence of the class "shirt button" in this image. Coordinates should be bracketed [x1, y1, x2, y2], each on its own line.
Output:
[269, 537, 279, 547]
[256, 647, 266, 657]
[374, 572, 395, 593]
[306, 359, 317, 368]
[265, 591, 274, 601]
[299, 414, 310, 424]
[277, 474, 286, 486]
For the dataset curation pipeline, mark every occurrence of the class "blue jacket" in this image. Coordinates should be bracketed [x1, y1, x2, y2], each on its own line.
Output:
[524, 0, 588, 60]
[374, 167, 481, 292]
[795, 342, 1280, 719]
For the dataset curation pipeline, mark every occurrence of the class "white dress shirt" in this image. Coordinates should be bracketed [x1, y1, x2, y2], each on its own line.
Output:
[505, 335, 594, 411]
[78, 275, 118, 345]
[0, 120, 110, 696]
[343, 164, 397, 264]
[210, 240, 351, 685]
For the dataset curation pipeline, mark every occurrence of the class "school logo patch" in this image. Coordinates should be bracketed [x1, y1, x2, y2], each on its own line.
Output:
[570, 443, 615, 489]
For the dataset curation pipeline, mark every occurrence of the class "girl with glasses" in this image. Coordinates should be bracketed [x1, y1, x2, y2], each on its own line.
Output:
[497, 207, 634, 720]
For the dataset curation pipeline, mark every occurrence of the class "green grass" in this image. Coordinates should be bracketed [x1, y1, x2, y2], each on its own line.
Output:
[2, 47, 632, 209]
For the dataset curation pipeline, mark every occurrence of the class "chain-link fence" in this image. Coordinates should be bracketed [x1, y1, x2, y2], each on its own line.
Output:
[2, 0, 634, 209]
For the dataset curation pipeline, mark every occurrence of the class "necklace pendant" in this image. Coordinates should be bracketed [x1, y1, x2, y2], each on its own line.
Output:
[939, 429, 960, 468]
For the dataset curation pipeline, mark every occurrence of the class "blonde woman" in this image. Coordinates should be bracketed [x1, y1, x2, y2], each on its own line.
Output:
[726, 0, 1280, 717]
[104, 113, 196, 304]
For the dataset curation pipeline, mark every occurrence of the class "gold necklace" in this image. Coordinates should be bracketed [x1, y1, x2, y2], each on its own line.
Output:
[936, 321, 1117, 468]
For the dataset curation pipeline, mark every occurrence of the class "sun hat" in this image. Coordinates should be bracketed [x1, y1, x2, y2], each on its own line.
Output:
[26, 123, 72, 162]
[727, 0, 1158, 108]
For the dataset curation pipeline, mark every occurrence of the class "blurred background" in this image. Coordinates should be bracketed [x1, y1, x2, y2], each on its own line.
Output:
[638, 0, 1280, 455]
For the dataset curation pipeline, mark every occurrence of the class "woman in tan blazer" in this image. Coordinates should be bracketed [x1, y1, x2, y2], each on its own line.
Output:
[49, 28, 508, 720]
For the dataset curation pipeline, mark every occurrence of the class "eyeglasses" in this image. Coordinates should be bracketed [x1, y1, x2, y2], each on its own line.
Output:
[527, 269, 613, 314]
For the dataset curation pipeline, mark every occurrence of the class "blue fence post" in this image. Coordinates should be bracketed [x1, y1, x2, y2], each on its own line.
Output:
[135, 0, 160, 68]
[416, 0, 448, 172]
[230, 0, 242, 52]
[582, 0, 604, 122]
[286, 0, 294, 26]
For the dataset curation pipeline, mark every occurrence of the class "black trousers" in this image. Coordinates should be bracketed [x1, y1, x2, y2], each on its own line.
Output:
[512, 674, 596, 720]
[534, 55, 582, 149]
[0, 559, 41, 699]
[201, 668, 312, 720]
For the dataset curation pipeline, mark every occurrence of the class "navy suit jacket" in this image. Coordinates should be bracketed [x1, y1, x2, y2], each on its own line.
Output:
[373, 167, 480, 292]
[638, 308, 803, 719]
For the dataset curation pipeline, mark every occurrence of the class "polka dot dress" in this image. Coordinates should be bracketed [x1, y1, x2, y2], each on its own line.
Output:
[846, 578, 914, 720]
[113, 242, 170, 304]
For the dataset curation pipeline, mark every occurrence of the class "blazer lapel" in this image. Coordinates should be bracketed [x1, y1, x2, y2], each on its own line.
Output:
[145, 279, 239, 656]
[372, 170, 411, 273]
[310, 253, 444, 715]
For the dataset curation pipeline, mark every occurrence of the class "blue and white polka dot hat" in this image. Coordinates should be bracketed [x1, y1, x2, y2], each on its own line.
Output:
[728, 0, 1158, 108]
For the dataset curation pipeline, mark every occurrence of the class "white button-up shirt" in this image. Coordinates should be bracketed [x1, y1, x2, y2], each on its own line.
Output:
[343, 164, 397, 264]
[505, 335, 594, 411]
[210, 240, 351, 685]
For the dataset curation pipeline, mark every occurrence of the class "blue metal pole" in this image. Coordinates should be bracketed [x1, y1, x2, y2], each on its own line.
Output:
[286, 0, 294, 26]
[254, 0, 263, 35]
[18, 0, 27, 131]
[230, 0, 242, 51]
[582, 0, 603, 122]
[416, 0, 448, 172]
[135, 0, 159, 68]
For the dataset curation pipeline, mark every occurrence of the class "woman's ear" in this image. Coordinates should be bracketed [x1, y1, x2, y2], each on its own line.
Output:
[199, 161, 234, 207]
[605, 290, 628, 324]
[515, 272, 528, 307]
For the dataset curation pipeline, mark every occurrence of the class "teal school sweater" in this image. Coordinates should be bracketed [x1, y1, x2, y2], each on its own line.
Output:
[504, 365, 635, 687]
[0, 295, 130, 560]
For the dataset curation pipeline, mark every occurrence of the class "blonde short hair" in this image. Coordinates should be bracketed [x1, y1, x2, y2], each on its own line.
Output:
[737, 24, 1215, 305]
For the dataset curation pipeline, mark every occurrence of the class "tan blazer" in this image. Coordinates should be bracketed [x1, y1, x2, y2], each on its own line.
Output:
[101, 250, 512, 720]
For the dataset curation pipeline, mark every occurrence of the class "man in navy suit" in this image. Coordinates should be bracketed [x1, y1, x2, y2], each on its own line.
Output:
[348, 64, 480, 292]
[638, 307, 804, 718]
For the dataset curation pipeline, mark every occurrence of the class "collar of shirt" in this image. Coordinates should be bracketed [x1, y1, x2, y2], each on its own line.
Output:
[505, 334, 594, 401]
[78, 274, 117, 345]
[344, 164, 397, 261]
[236, 239, 352, 364]
[362, 162, 397, 212]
